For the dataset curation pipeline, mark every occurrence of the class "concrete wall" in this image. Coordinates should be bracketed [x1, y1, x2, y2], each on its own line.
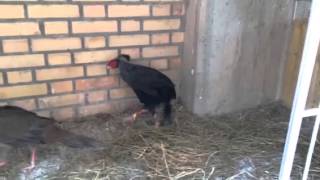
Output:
[181, 0, 295, 115]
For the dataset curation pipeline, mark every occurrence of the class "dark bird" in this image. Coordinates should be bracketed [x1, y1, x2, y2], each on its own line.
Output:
[107, 54, 176, 127]
[0, 106, 101, 171]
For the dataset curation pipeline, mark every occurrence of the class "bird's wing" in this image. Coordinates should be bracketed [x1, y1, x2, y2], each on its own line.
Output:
[0, 106, 101, 149]
[0, 106, 52, 146]
[123, 64, 174, 98]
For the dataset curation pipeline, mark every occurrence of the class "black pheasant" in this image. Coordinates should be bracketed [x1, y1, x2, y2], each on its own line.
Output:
[107, 54, 176, 127]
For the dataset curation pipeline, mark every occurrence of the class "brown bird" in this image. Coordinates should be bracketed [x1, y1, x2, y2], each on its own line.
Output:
[0, 106, 101, 171]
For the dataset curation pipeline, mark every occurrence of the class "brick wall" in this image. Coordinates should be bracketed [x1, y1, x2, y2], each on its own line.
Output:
[0, 0, 185, 120]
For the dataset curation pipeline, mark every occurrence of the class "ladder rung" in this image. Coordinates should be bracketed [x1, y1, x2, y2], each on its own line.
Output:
[303, 108, 319, 118]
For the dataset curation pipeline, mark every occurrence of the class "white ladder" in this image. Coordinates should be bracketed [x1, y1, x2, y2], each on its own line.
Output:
[279, 0, 320, 179]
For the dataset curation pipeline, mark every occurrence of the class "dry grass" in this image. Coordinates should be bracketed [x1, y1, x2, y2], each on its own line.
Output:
[0, 102, 319, 179]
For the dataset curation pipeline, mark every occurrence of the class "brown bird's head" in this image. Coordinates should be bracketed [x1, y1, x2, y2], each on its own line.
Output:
[107, 54, 130, 69]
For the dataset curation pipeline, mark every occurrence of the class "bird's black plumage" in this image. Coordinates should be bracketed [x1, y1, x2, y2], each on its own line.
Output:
[111, 54, 176, 126]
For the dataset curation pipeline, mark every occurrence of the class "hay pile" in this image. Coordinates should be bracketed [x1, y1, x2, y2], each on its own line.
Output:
[0, 102, 319, 179]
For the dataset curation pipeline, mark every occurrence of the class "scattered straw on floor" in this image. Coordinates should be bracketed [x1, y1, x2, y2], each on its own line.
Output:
[0, 102, 319, 180]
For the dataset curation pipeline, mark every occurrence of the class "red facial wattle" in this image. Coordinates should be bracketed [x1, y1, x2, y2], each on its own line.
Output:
[107, 59, 118, 69]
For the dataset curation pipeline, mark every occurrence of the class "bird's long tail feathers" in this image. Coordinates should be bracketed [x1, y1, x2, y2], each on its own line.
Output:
[162, 102, 173, 126]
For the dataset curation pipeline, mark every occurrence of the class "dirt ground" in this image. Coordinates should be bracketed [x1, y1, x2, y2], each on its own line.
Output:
[0, 102, 319, 180]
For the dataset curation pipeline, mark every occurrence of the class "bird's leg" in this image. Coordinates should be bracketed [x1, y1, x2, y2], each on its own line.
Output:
[23, 148, 36, 172]
[153, 114, 160, 128]
[131, 109, 149, 122]
[0, 160, 6, 167]
[124, 108, 149, 126]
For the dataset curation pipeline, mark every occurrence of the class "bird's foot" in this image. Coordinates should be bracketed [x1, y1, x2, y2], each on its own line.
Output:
[132, 113, 138, 121]
[22, 148, 36, 172]
[132, 109, 148, 119]
[123, 109, 147, 126]
[22, 162, 35, 172]
[123, 115, 135, 126]
[0, 160, 6, 167]
[153, 114, 160, 128]
[155, 121, 160, 128]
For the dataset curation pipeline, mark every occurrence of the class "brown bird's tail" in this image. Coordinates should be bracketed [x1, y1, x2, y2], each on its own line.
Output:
[45, 126, 103, 149]
[61, 133, 101, 149]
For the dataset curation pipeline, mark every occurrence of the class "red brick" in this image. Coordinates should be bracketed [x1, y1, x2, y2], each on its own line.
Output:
[132, 60, 149, 67]
[86, 64, 108, 76]
[84, 36, 106, 48]
[109, 34, 149, 47]
[0, 84, 47, 100]
[75, 76, 119, 91]
[163, 70, 178, 81]
[121, 20, 140, 32]
[48, 53, 72, 66]
[143, 46, 179, 58]
[10, 99, 36, 111]
[121, 48, 140, 59]
[143, 19, 180, 31]
[83, 5, 105, 17]
[108, 5, 149, 17]
[0, 22, 39, 36]
[0, 5, 24, 19]
[152, 4, 170, 16]
[87, 90, 107, 103]
[108, 68, 119, 75]
[52, 107, 75, 120]
[32, 37, 81, 52]
[72, 21, 117, 33]
[38, 94, 84, 109]
[28, 5, 79, 18]
[0, 54, 44, 69]
[44, 21, 69, 35]
[74, 49, 117, 64]
[74, 0, 116, 1]
[172, 3, 185, 16]
[145, 0, 183, 1]
[7, 70, 33, 84]
[36, 66, 84, 81]
[78, 99, 139, 117]
[172, 32, 184, 43]
[109, 99, 140, 112]
[2, 39, 29, 53]
[110, 87, 135, 99]
[151, 33, 170, 44]
[78, 103, 112, 116]
[51, 81, 73, 94]
[0, 72, 3, 85]
[169, 57, 181, 69]
[36, 110, 51, 118]
[150, 59, 168, 70]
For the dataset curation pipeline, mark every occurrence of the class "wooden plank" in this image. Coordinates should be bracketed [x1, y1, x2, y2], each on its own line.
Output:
[281, 20, 308, 107]
[306, 44, 320, 108]
[281, 19, 320, 108]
